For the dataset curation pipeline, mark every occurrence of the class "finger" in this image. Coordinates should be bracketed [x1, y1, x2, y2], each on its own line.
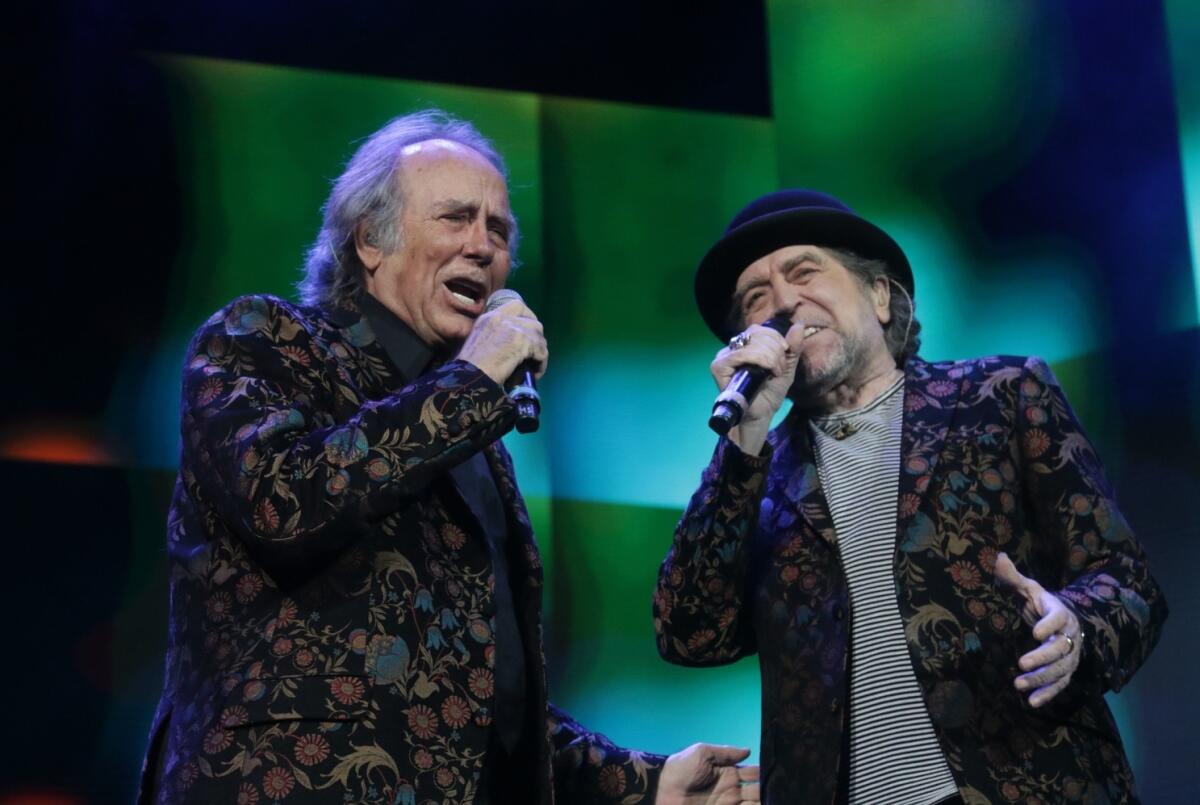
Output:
[736, 781, 762, 803]
[735, 765, 759, 782]
[747, 322, 789, 346]
[1018, 630, 1072, 672]
[1030, 599, 1069, 643]
[1015, 648, 1074, 692]
[703, 745, 753, 765]
[506, 299, 539, 320]
[1027, 671, 1072, 708]
[712, 346, 786, 384]
[993, 552, 1032, 592]
[489, 298, 536, 320]
[782, 320, 808, 352]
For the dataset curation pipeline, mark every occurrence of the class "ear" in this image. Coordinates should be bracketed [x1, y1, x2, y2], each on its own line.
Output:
[354, 223, 383, 272]
[872, 277, 892, 325]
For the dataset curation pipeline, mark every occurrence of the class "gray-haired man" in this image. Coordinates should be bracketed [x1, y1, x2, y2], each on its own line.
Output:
[141, 110, 759, 804]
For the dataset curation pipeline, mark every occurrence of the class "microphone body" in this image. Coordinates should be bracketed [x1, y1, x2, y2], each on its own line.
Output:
[485, 289, 542, 433]
[708, 314, 793, 435]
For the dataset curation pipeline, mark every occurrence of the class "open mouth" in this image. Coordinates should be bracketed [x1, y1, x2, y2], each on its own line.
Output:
[803, 325, 826, 339]
[443, 277, 486, 311]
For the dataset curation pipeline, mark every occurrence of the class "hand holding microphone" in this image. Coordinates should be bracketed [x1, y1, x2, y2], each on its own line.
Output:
[709, 313, 803, 449]
[458, 289, 546, 433]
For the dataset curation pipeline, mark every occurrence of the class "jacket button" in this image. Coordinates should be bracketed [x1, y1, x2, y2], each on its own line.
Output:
[829, 698, 840, 714]
[832, 604, 845, 621]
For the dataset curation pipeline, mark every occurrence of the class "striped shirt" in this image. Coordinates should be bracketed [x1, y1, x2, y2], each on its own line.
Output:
[809, 375, 958, 805]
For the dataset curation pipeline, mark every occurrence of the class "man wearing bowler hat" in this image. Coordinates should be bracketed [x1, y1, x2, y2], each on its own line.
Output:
[653, 189, 1167, 803]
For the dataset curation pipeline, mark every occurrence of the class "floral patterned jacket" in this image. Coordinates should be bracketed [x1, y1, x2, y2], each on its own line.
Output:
[140, 294, 664, 804]
[654, 356, 1166, 805]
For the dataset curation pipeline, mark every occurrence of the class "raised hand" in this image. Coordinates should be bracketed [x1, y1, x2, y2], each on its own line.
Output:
[710, 319, 806, 453]
[457, 296, 547, 386]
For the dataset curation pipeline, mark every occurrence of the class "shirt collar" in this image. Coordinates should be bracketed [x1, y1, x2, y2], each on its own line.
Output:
[359, 292, 434, 382]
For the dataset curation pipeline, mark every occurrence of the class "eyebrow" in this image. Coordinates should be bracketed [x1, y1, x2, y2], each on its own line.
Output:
[731, 249, 825, 309]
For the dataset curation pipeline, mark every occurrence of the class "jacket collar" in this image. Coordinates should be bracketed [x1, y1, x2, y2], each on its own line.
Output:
[770, 358, 963, 547]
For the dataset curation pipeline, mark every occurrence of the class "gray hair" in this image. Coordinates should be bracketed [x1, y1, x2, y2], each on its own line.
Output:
[298, 109, 517, 309]
[825, 248, 921, 366]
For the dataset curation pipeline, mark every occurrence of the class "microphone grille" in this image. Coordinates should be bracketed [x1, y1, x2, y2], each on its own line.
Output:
[485, 288, 523, 312]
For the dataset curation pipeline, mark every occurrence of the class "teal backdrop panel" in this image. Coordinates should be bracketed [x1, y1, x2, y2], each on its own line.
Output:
[1166, 0, 1200, 325]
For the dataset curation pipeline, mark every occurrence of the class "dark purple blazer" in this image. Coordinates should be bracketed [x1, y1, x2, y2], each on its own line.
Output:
[141, 294, 664, 804]
[655, 355, 1166, 804]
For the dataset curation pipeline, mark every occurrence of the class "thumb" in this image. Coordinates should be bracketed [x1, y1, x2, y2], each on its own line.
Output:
[993, 551, 1030, 592]
[704, 745, 752, 765]
[783, 319, 808, 353]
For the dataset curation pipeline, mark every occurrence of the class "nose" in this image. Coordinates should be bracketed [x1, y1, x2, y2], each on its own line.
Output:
[770, 273, 803, 319]
[462, 217, 494, 265]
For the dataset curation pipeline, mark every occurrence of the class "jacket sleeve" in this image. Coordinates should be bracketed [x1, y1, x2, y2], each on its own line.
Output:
[547, 702, 666, 803]
[1015, 356, 1168, 693]
[653, 436, 772, 666]
[179, 296, 515, 576]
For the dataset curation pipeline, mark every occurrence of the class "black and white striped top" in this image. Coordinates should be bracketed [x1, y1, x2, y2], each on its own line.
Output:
[809, 375, 959, 805]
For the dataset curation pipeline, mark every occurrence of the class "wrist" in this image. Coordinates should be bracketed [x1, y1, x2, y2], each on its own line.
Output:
[730, 418, 770, 455]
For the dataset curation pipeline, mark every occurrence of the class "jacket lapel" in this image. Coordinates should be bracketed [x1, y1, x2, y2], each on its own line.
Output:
[771, 413, 838, 546]
[895, 359, 963, 553]
[483, 441, 542, 588]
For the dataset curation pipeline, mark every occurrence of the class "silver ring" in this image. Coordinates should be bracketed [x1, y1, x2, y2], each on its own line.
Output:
[1062, 633, 1075, 653]
[728, 331, 751, 350]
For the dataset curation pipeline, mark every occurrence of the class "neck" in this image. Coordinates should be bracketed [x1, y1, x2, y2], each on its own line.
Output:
[801, 358, 903, 415]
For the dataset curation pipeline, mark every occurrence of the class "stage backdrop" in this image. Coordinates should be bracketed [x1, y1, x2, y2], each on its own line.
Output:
[2, 1, 1197, 802]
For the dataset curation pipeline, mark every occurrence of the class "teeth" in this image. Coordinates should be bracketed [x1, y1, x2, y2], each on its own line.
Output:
[450, 291, 474, 305]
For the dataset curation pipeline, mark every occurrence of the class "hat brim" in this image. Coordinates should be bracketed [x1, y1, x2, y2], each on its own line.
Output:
[694, 208, 913, 341]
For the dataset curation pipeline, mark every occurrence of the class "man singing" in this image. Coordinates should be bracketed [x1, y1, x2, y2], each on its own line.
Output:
[141, 110, 759, 804]
[654, 189, 1166, 803]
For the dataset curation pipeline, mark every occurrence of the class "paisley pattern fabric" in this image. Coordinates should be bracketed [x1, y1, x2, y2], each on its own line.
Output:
[140, 294, 664, 804]
[654, 356, 1167, 805]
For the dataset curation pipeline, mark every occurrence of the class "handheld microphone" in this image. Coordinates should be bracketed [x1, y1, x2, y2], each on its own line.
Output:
[485, 289, 541, 434]
[708, 314, 793, 435]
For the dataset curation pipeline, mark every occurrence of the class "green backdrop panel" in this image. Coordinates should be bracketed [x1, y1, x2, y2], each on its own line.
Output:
[546, 497, 763, 759]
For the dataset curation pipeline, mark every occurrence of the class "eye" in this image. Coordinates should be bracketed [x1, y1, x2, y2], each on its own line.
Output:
[488, 224, 509, 243]
[743, 290, 767, 313]
[786, 265, 816, 282]
[441, 212, 469, 223]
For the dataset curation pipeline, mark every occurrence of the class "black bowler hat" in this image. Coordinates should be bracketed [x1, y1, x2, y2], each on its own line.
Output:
[694, 189, 913, 340]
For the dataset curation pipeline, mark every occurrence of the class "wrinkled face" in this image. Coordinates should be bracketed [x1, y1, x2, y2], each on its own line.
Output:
[732, 245, 892, 390]
[359, 139, 514, 352]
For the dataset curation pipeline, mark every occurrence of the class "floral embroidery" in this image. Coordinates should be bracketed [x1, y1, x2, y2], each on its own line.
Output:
[253, 499, 280, 535]
[441, 696, 470, 729]
[949, 560, 983, 589]
[203, 726, 233, 754]
[235, 573, 263, 604]
[262, 767, 295, 799]
[468, 668, 494, 699]
[406, 704, 439, 739]
[329, 676, 364, 706]
[599, 765, 627, 796]
[294, 733, 331, 766]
